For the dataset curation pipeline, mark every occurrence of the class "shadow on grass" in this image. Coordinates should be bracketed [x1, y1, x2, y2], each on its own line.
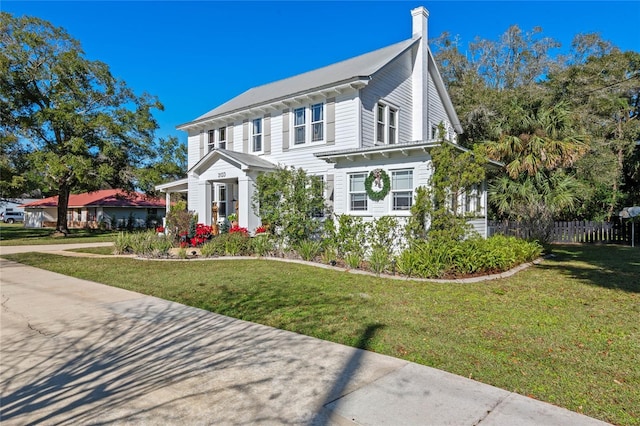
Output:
[539, 244, 639, 293]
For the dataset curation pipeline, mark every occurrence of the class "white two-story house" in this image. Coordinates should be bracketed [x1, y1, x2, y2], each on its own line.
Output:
[158, 6, 490, 236]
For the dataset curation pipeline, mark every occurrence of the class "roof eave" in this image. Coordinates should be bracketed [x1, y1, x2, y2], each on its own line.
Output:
[315, 141, 441, 163]
[155, 178, 189, 192]
[177, 77, 370, 131]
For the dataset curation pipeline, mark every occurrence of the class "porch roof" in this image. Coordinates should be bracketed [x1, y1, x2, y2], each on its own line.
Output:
[190, 148, 277, 176]
[314, 140, 440, 162]
[155, 178, 188, 193]
[314, 140, 503, 167]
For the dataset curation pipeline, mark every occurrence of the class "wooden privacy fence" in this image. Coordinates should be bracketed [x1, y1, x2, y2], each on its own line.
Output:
[488, 220, 637, 245]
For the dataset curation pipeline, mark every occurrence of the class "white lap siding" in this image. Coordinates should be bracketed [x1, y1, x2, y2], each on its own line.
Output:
[187, 130, 203, 169]
[360, 50, 414, 148]
[332, 153, 432, 219]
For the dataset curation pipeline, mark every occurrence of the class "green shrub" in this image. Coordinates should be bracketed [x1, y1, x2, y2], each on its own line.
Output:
[367, 216, 404, 257]
[344, 252, 362, 269]
[113, 232, 131, 254]
[251, 234, 275, 257]
[200, 239, 222, 257]
[335, 215, 367, 259]
[177, 247, 188, 259]
[321, 245, 337, 264]
[368, 246, 390, 276]
[150, 235, 173, 258]
[224, 232, 251, 256]
[398, 235, 542, 278]
[396, 248, 419, 277]
[129, 231, 154, 256]
[296, 239, 322, 261]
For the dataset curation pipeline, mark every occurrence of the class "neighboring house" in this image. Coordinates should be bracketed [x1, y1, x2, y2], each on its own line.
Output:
[158, 7, 495, 236]
[1, 198, 37, 223]
[21, 189, 166, 229]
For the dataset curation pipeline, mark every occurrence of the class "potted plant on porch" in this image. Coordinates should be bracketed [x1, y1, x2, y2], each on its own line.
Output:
[227, 213, 238, 227]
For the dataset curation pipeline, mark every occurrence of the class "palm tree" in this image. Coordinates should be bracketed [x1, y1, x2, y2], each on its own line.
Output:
[486, 102, 586, 243]
[486, 102, 587, 178]
[489, 171, 582, 244]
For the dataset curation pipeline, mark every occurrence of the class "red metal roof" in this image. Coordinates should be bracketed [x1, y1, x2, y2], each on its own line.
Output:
[21, 189, 166, 209]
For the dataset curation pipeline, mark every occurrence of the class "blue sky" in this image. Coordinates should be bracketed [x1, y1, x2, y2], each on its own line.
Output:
[3, 1, 639, 143]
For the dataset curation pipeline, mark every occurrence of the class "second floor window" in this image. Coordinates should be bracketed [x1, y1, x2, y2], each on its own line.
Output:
[208, 130, 215, 152]
[376, 102, 398, 145]
[291, 103, 324, 146]
[252, 118, 262, 152]
[311, 103, 324, 142]
[218, 126, 226, 149]
[294, 107, 305, 145]
[208, 127, 227, 151]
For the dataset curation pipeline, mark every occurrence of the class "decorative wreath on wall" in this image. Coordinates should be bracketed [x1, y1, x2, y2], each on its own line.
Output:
[365, 168, 390, 201]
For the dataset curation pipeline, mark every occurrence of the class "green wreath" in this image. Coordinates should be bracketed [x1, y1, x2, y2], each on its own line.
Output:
[365, 168, 390, 201]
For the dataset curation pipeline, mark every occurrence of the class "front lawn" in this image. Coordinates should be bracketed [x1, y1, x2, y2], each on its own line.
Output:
[0, 223, 118, 245]
[2, 244, 638, 425]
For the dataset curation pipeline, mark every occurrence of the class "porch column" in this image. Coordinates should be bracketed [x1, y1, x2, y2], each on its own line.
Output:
[238, 174, 260, 232]
[165, 191, 171, 213]
[197, 181, 212, 225]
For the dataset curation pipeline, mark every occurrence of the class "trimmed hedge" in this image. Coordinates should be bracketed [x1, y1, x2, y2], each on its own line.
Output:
[397, 235, 542, 279]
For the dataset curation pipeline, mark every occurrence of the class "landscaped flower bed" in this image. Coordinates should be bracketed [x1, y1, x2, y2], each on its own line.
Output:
[116, 219, 543, 280]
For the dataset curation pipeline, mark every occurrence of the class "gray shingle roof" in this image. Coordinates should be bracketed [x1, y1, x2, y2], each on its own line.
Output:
[187, 38, 419, 125]
[189, 148, 277, 175]
[219, 149, 277, 170]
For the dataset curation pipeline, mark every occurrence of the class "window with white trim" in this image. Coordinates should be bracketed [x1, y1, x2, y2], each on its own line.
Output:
[311, 103, 324, 141]
[208, 130, 215, 152]
[464, 184, 484, 215]
[431, 124, 439, 140]
[349, 173, 367, 211]
[218, 126, 226, 150]
[291, 102, 324, 145]
[294, 107, 305, 145]
[391, 170, 413, 211]
[208, 127, 227, 151]
[217, 184, 227, 217]
[252, 118, 263, 152]
[375, 102, 398, 145]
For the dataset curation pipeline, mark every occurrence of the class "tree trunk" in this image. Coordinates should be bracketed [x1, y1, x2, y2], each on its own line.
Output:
[56, 185, 70, 235]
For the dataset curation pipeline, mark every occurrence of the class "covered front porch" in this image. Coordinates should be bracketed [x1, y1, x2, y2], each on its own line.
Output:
[188, 149, 277, 233]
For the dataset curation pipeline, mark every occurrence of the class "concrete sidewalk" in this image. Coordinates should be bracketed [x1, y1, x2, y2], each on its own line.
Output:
[0, 255, 609, 425]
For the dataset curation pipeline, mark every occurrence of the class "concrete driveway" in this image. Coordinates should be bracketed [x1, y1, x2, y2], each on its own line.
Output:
[0, 247, 609, 425]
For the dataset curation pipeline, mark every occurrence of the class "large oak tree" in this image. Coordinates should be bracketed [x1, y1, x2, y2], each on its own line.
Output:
[0, 13, 162, 233]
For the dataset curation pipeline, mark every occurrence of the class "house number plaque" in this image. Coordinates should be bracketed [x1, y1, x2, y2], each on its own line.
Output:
[218, 172, 226, 178]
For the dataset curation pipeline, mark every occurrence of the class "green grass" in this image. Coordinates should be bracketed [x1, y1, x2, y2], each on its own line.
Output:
[66, 246, 115, 255]
[0, 223, 118, 245]
[2, 244, 638, 425]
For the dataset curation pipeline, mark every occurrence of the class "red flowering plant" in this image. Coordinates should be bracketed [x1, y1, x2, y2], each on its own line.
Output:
[156, 226, 165, 233]
[190, 223, 213, 247]
[229, 225, 249, 236]
[254, 225, 267, 234]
